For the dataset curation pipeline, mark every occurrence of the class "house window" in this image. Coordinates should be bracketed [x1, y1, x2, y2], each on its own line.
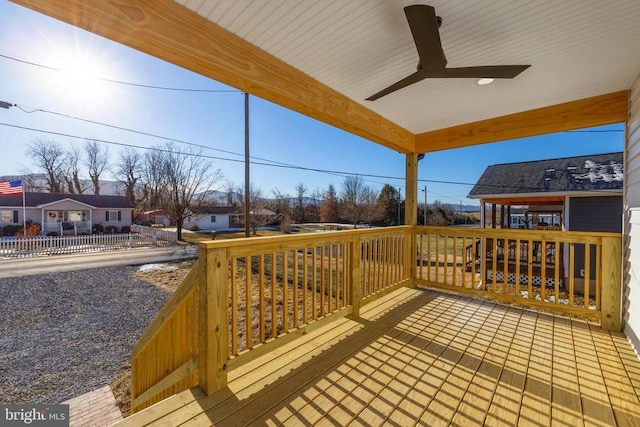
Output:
[211, 215, 217, 223]
[105, 211, 122, 222]
[0, 210, 18, 224]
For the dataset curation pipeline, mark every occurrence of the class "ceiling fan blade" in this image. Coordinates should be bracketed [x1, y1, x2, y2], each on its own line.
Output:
[366, 69, 429, 101]
[429, 65, 531, 79]
[404, 5, 446, 71]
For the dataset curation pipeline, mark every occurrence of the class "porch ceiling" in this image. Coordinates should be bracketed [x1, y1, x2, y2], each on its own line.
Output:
[11, 1, 640, 153]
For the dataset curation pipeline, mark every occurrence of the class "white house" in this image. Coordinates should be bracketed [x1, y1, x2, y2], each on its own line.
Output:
[0, 192, 133, 235]
[184, 206, 243, 231]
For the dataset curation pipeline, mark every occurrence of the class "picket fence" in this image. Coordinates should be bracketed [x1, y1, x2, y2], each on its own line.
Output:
[0, 233, 163, 258]
[131, 224, 178, 244]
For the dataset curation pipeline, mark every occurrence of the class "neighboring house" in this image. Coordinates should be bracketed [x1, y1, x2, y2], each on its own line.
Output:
[139, 210, 173, 227]
[0, 192, 133, 235]
[184, 206, 243, 231]
[184, 206, 279, 231]
[468, 152, 623, 294]
[469, 152, 623, 233]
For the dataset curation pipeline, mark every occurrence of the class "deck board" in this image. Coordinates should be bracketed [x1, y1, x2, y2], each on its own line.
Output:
[114, 288, 640, 427]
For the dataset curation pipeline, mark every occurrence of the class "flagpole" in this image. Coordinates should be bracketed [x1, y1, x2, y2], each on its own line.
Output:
[22, 179, 26, 236]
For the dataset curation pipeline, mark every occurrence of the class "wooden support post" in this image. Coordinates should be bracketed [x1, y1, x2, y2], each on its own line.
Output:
[350, 235, 361, 318]
[491, 204, 497, 229]
[199, 247, 229, 395]
[405, 153, 418, 285]
[601, 236, 622, 331]
[405, 153, 418, 227]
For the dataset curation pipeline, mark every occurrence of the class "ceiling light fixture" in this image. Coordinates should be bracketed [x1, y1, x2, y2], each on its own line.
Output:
[477, 78, 495, 86]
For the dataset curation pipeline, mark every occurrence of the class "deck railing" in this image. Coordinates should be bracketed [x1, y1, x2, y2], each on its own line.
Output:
[130, 226, 411, 412]
[415, 226, 621, 328]
[129, 225, 622, 412]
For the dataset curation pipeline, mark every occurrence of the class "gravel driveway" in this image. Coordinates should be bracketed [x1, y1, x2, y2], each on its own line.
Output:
[0, 266, 171, 404]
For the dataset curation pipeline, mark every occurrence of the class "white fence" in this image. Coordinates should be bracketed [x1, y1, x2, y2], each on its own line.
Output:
[131, 224, 178, 244]
[0, 233, 158, 258]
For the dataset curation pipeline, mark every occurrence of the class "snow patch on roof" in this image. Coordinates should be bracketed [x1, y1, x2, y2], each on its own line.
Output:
[573, 160, 623, 183]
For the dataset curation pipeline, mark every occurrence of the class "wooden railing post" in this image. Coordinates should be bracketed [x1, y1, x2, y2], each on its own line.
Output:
[407, 227, 416, 287]
[350, 235, 361, 317]
[199, 246, 229, 395]
[601, 236, 622, 331]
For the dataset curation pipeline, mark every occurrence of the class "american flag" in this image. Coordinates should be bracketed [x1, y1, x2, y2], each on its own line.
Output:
[0, 180, 23, 195]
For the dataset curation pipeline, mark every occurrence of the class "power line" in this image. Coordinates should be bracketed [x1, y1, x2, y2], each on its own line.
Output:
[1, 121, 623, 196]
[0, 53, 241, 93]
[13, 103, 300, 169]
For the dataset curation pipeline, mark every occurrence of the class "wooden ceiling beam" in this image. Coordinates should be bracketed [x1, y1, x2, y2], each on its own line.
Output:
[415, 91, 629, 153]
[11, 0, 415, 153]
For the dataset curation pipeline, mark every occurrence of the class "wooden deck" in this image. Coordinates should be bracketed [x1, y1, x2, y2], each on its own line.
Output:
[116, 287, 640, 426]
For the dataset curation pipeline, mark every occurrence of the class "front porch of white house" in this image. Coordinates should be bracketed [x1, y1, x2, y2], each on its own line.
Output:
[41, 208, 93, 236]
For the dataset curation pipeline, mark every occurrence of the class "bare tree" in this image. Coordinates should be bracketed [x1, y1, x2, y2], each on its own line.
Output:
[361, 186, 382, 227]
[114, 147, 142, 207]
[235, 183, 277, 235]
[294, 182, 307, 223]
[272, 188, 292, 233]
[340, 176, 369, 228]
[26, 139, 65, 193]
[161, 143, 222, 241]
[141, 149, 167, 211]
[84, 140, 109, 195]
[63, 144, 85, 194]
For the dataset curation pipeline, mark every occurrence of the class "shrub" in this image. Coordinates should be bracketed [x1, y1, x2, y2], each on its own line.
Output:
[105, 225, 118, 234]
[120, 225, 131, 233]
[46, 231, 59, 237]
[188, 224, 200, 231]
[93, 224, 104, 234]
[3, 225, 18, 236]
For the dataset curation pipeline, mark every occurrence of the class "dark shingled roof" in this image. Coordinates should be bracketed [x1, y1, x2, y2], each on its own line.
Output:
[0, 192, 133, 208]
[469, 152, 623, 197]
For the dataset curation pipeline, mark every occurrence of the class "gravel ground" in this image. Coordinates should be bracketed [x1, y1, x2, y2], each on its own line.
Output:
[0, 266, 172, 404]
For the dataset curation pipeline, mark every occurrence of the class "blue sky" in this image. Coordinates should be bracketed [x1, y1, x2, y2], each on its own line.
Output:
[0, 2, 624, 206]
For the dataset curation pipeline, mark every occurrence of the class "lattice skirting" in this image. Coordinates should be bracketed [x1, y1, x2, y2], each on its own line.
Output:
[486, 270, 563, 288]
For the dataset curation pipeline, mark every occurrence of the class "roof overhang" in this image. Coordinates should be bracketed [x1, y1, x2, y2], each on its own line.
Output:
[10, 0, 637, 155]
[36, 198, 96, 209]
[471, 190, 623, 206]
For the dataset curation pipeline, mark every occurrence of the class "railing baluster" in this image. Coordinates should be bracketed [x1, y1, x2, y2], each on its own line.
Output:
[283, 251, 288, 333]
[259, 254, 265, 343]
[271, 252, 277, 339]
[569, 243, 575, 306]
[231, 258, 238, 355]
[584, 244, 591, 309]
[246, 256, 252, 350]
[303, 246, 309, 323]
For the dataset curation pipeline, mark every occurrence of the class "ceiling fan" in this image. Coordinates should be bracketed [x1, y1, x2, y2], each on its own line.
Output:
[366, 5, 530, 101]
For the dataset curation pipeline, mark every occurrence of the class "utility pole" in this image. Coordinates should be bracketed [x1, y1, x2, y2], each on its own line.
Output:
[244, 92, 250, 238]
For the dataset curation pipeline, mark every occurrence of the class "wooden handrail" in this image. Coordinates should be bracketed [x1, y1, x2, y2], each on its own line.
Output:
[414, 226, 622, 330]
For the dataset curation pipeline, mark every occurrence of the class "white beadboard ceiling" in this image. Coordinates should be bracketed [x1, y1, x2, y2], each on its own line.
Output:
[177, 0, 640, 134]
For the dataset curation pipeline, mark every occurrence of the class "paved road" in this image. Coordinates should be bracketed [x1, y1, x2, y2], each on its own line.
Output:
[0, 244, 198, 278]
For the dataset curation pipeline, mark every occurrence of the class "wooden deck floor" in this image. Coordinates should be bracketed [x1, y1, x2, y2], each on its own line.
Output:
[117, 288, 640, 426]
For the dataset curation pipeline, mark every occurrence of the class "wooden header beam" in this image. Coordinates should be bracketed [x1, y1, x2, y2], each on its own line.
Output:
[479, 197, 565, 206]
[415, 91, 629, 153]
[12, 0, 415, 154]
